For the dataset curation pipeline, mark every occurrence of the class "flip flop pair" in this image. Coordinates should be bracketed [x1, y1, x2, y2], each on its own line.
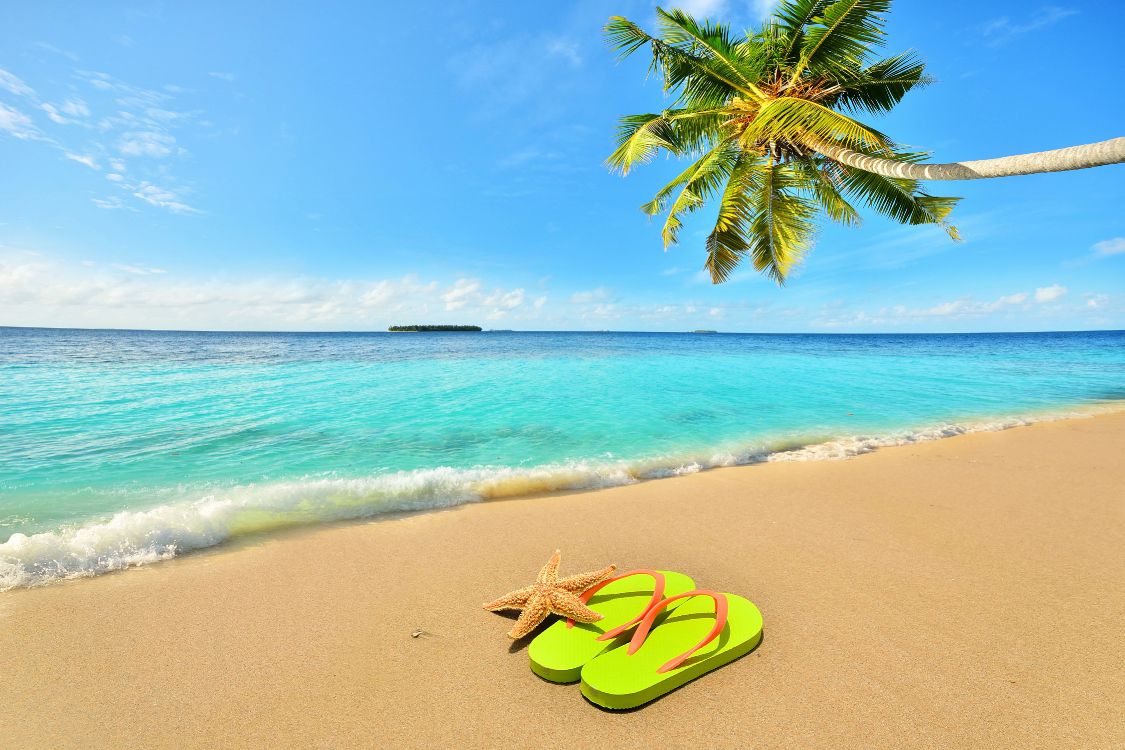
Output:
[528, 569, 763, 709]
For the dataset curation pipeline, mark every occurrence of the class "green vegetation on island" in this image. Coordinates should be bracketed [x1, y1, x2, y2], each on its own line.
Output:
[388, 325, 483, 332]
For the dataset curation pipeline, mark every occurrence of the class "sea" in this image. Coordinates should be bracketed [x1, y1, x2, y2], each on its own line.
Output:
[2, 326, 1122, 590]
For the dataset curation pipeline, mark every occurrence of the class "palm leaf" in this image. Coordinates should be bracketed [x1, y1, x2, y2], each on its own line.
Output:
[655, 140, 740, 248]
[792, 157, 860, 225]
[704, 152, 761, 282]
[796, 0, 891, 76]
[827, 51, 931, 114]
[774, 0, 833, 63]
[743, 96, 893, 153]
[655, 8, 765, 96]
[838, 155, 960, 237]
[606, 114, 680, 175]
[746, 160, 819, 283]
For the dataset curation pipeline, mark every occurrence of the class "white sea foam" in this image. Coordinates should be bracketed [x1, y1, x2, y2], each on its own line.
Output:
[2, 403, 1120, 591]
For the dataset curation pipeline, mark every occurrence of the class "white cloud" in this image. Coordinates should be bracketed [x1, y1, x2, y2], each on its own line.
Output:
[40, 99, 90, 125]
[208, 71, 235, 82]
[442, 278, 482, 311]
[118, 130, 176, 157]
[569, 287, 612, 304]
[0, 254, 540, 330]
[1086, 294, 1108, 309]
[441, 278, 527, 317]
[1033, 284, 1067, 303]
[0, 103, 41, 140]
[112, 264, 166, 275]
[132, 182, 200, 214]
[61, 99, 90, 117]
[981, 7, 1078, 46]
[65, 152, 99, 169]
[91, 196, 127, 210]
[545, 38, 582, 67]
[0, 68, 34, 96]
[1092, 237, 1125, 257]
[668, 0, 727, 16]
[667, 0, 778, 19]
[2, 65, 210, 214]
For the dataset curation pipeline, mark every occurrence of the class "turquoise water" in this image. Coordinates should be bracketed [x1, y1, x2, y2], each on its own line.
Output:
[1, 327, 1123, 588]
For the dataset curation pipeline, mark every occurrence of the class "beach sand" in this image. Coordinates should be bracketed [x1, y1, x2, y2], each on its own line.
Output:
[2, 412, 1123, 748]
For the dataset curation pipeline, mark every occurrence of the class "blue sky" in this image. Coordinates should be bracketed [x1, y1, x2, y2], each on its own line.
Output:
[1, 0, 1122, 332]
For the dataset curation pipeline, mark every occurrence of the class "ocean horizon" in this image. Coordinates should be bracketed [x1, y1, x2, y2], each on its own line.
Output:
[2, 326, 1123, 590]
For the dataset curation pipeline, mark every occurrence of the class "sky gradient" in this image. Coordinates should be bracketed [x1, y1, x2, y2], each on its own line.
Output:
[1, 0, 1122, 332]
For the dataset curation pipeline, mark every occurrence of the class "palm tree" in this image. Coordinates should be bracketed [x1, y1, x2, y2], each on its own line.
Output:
[606, 1, 1124, 283]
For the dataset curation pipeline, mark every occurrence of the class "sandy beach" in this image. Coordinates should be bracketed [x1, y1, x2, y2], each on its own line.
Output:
[2, 411, 1123, 748]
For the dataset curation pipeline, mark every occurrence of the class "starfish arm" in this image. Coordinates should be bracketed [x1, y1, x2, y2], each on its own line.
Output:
[482, 585, 536, 611]
[556, 564, 617, 593]
[508, 592, 551, 639]
[549, 590, 604, 624]
[536, 549, 561, 586]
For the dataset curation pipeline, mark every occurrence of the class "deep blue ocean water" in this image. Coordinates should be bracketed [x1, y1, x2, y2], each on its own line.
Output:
[1, 327, 1122, 588]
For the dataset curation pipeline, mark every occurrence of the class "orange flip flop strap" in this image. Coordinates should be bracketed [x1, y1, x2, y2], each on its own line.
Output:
[627, 589, 729, 674]
[565, 569, 667, 641]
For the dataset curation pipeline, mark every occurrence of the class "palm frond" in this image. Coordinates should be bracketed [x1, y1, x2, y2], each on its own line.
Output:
[604, 16, 657, 61]
[792, 157, 860, 225]
[838, 153, 960, 237]
[605, 15, 756, 108]
[606, 114, 680, 175]
[774, 0, 833, 64]
[655, 8, 766, 95]
[827, 51, 931, 114]
[746, 159, 819, 283]
[796, 0, 891, 76]
[743, 96, 893, 153]
[654, 140, 741, 248]
[704, 152, 761, 282]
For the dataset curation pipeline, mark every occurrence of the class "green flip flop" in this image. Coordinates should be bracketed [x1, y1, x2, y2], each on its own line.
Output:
[528, 569, 696, 683]
[579, 589, 763, 709]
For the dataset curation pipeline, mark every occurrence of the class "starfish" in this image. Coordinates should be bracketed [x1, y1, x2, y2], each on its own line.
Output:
[483, 550, 617, 639]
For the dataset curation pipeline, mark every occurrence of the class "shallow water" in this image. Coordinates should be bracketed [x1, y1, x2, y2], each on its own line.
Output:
[1, 327, 1122, 588]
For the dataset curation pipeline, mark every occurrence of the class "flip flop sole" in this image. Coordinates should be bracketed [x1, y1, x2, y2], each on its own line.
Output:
[579, 593, 763, 709]
[528, 570, 696, 683]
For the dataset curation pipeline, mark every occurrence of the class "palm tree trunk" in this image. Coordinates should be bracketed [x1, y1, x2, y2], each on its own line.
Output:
[810, 137, 1125, 180]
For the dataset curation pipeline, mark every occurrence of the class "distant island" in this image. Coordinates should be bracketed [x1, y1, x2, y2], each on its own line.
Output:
[692, 329, 718, 334]
[388, 325, 482, 332]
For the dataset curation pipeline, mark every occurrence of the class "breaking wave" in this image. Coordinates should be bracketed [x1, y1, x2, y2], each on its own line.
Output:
[2, 402, 1120, 591]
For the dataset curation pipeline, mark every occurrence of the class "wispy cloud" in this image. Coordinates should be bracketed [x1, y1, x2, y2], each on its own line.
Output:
[64, 152, 99, 169]
[112, 264, 166, 275]
[980, 6, 1078, 47]
[0, 68, 35, 97]
[0, 103, 42, 140]
[91, 196, 130, 210]
[118, 130, 177, 157]
[569, 287, 613, 304]
[1092, 237, 1125, 258]
[666, 0, 779, 20]
[0, 64, 212, 214]
[1066, 237, 1125, 267]
[132, 183, 200, 214]
[207, 71, 235, 82]
[0, 253, 541, 329]
[1033, 284, 1066, 303]
[545, 38, 583, 67]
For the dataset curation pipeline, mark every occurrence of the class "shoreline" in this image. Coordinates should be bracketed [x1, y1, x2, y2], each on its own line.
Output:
[2, 410, 1124, 747]
[4, 399, 1123, 591]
